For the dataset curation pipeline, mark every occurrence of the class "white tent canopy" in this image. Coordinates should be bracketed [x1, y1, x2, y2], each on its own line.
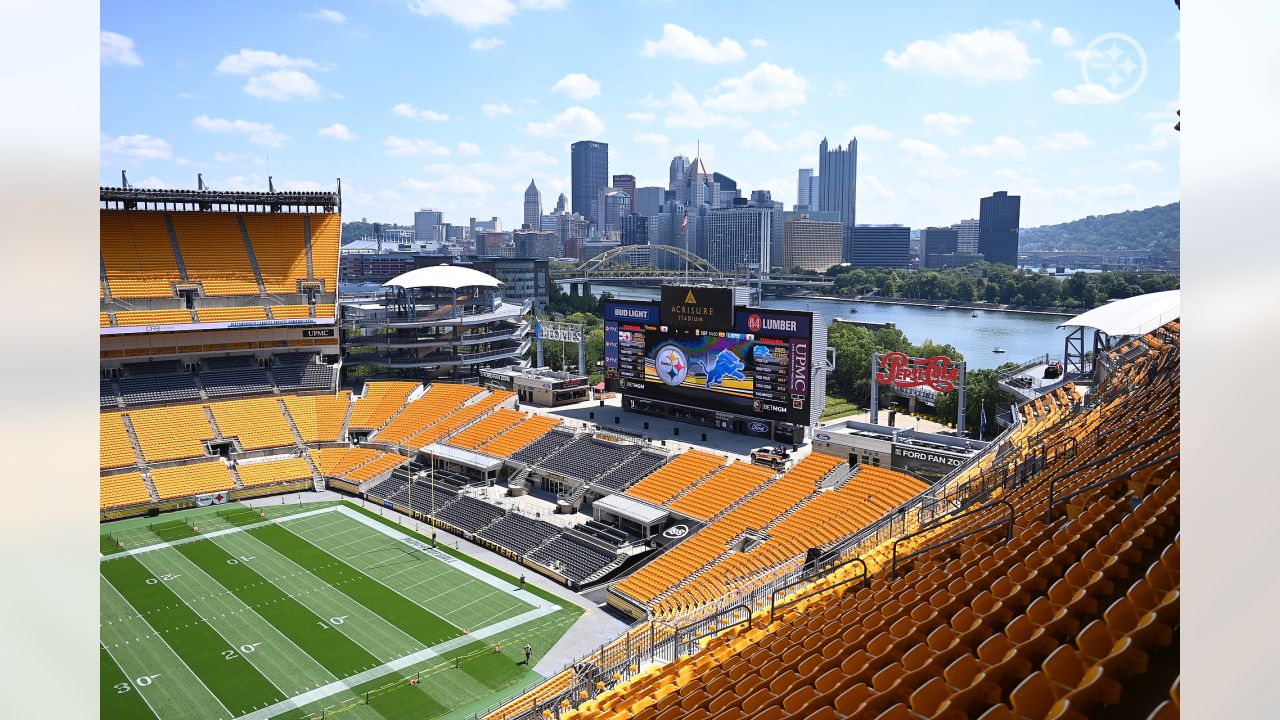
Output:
[1058, 290, 1180, 337]
[383, 265, 502, 290]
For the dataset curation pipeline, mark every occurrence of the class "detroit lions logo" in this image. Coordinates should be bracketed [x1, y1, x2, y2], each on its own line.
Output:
[702, 349, 746, 389]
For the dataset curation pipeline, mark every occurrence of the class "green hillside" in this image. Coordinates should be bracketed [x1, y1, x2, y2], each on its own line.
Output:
[1020, 202, 1179, 260]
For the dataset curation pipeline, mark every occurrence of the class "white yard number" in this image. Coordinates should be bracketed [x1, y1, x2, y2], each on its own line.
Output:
[135, 674, 160, 687]
[226, 556, 256, 565]
[113, 683, 130, 694]
[316, 616, 348, 630]
[144, 574, 180, 585]
[223, 643, 261, 659]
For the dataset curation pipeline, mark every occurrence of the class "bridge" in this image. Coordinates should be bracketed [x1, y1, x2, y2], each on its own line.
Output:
[553, 245, 835, 294]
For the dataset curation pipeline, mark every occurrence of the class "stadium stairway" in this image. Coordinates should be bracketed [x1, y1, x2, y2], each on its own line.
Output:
[226, 463, 246, 490]
[235, 215, 269, 296]
[203, 406, 223, 438]
[337, 395, 355, 440]
[120, 414, 148, 470]
[162, 213, 190, 281]
[278, 398, 307, 446]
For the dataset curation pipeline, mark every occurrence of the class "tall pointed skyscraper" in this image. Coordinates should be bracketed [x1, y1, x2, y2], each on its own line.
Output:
[523, 179, 542, 229]
[819, 137, 858, 260]
[554, 193, 568, 214]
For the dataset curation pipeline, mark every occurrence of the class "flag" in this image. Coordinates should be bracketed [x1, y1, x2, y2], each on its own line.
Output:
[979, 402, 988, 438]
[679, 212, 689, 235]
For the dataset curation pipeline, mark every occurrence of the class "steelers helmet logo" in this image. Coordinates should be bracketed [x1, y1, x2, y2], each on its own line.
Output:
[655, 343, 690, 387]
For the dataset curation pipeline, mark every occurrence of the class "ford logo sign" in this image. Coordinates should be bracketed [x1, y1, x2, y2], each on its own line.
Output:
[816, 433, 831, 441]
[663, 524, 689, 539]
[748, 422, 769, 433]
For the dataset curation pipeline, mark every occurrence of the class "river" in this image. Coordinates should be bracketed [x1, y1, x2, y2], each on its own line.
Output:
[575, 284, 1072, 370]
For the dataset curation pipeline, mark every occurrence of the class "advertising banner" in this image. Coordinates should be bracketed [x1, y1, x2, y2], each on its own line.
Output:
[661, 285, 734, 331]
[195, 491, 229, 507]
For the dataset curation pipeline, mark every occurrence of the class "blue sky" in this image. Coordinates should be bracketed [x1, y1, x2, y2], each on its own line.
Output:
[100, 1, 1180, 230]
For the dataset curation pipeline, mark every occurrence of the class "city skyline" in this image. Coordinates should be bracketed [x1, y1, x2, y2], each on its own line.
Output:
[101, 2, 1179, 230]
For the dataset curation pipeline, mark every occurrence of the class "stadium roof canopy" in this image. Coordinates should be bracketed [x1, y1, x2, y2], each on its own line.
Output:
[421, 443, 504, 472]
[594, 493, 669, 526]
[384, 265, 502, 290]
[1058, 290, 1180, 337]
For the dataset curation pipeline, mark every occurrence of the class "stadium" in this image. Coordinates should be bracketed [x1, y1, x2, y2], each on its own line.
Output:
[99, 185, 1179, 720]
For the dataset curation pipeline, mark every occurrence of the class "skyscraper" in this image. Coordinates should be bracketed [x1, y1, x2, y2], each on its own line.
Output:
[553, 193, 568, 214]
[570, 140, 608, 224]
[633, 186, 666, 217]
[818, 137, 857, 228]
[703, 205, 772, 274]
[669, 155, 691, 190]
[797, 168, 814, 209]
[782, 212, 844, 272]
[849, 225, 910, 268]
[953, 218, 980, 254]
[522, 179, 542, 229]
[601, 190, 632, 233]
[414, 209, 443, 247]
[920, 227, 959, 268]
[978, 191, 1021, 267]
[612, 174, 636, 206]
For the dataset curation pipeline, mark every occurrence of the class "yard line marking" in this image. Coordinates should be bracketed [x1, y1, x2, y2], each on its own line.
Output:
[101, 507, 335, 561]
[100, 576, 234, 719]
[100, 644, 169, 720]
[132, 547, 337, 698]
[207, 530, 421, 666]
[333, 506, 537, 602]
[232, 604, 558, 720]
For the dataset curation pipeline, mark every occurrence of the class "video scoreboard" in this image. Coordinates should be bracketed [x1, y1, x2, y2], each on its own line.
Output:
[604, 286, 822, 433]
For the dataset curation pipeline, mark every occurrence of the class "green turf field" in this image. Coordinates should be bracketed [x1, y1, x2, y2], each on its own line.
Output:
[100, 502, 582, 720]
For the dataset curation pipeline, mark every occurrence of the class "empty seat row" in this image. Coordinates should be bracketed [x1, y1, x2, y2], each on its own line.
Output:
[478, 513, 562, 557]
[597, 450, 671, 492]
[626, 449, 727, 506]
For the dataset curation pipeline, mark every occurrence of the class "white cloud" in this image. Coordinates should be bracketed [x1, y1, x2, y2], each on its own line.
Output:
[101, 134, 172, 159]
[470, 36, 505, 51]
[176, 91, 203, 100]
[847, 124, 892, 141]
[551, 73, 601, 101]
[961, 135, 1026, 159]
[192, 115, 289, 146]
[317, 123, 356, 141]
[303, 8, 346, 24]
[642, 23, 747, 64]
[101, 31, 142, 66]
[135, 176, 170, 189]
[918, 165, 967, 182]
[216, 49, 318, 75]
[281, 179, 326, 191]
[635, 132, 670, 150]
[1036, 131, 1093, 151]
[392, 102, 450, 121]
[507, 147, 557, 165]
[407, 0, 562, 28]
[705, 62, 807, 112]
[458, 141, 481, 155]
[244, 70, 323, 101]
[383, 136, 451, 157]
[407, 0, 516, 28]
[749, 38, 768, 48]
[403, 175, 497, 196]
[626, 112, 656, 122]
[523, 106, 605, 138]
[898, 138, 949, 162]
[740, 129, 781, 152]
[661, 83, 740, 129]
[1050, 27, 1074, 46]
[921, 111, 973, 136]
[1123, 159, 1163, 174]
[884, 29, 1038, 81]
[482, 102, 514, 117]
[1051, 83, 1120, 105]
[1130, 120, 1180, 152]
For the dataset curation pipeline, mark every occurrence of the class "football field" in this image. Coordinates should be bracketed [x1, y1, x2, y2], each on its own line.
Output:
[100, 502, 581, 720]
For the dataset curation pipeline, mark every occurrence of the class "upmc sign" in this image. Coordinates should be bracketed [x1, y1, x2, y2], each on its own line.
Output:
[660, 285, 734, 331]
[875, 352, 960, 393]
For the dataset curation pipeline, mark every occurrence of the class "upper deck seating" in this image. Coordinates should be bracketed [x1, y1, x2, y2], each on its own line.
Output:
[170, 212, 260, 296]
[150, 461, 236, 500]
[476, 415, 562, 458]
[243, 214, 308, 295]
[100, 211, 181, 298]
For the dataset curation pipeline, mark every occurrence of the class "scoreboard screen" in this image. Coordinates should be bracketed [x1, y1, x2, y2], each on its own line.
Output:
[604, 295, 815, 425]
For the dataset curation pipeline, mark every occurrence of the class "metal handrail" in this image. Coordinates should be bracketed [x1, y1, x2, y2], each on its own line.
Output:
[1047, 450, 1180, 523]
[890, 499, 1014, 578]
[769, 556, 869, 622]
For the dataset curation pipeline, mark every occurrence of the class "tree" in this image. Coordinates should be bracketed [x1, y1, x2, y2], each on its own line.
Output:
[933, 366, 1016, 438]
